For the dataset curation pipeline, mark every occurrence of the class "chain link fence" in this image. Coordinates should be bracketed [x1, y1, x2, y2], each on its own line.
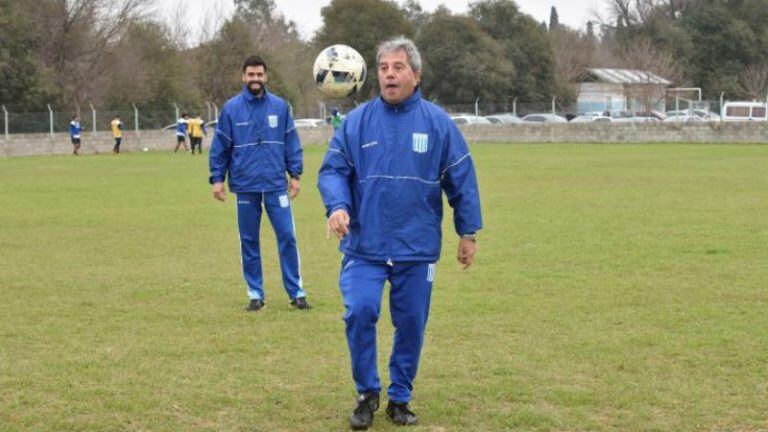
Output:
[3, 94, 767, 137]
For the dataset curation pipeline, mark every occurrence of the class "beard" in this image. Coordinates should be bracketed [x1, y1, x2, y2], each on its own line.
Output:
[247, 80, 264, 96]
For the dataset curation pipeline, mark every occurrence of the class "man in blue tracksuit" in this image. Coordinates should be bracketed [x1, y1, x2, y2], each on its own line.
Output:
[318, 37, 482, 429]
[209, 55, 310, 312]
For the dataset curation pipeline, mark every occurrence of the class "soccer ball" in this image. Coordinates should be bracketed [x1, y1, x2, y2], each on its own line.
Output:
[313, 44, 367, 98]
[142, 147, 148, 152]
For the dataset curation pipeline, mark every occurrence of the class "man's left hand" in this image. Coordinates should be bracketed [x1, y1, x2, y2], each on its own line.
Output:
[289, 178, 300, 200]
[457, 237, 477, 269]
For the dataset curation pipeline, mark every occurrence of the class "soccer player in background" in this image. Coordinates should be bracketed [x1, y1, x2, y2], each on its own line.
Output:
[174, 113, 189, 153]
[331, 107, 343, 130]
[187, 113, 206, 154]
[69, 115, 83, 155]
[111, 115, 123, 154]
[318, 37, 482, 430]
[209, 55, 311, 312]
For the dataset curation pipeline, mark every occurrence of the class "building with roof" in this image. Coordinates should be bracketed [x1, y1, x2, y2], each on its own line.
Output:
[576, 68, 672, 114]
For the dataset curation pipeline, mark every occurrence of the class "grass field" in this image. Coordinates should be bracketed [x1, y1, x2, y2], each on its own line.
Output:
[1, 143, 767, 431]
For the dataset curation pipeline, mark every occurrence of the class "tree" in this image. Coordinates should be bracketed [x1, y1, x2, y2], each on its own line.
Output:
[22, 0, 149, 108]
[619, 38, 680, 111]
[469, 0, 562, 104]
[315, 0, 413, 100]
[416, 9, 514, 104]
[549, 6, 559, 30]
[0, 0, 56, 109]
[549, 26, 594, 86]
[403, 0, 428, 35]
[740, 64, 768, 100]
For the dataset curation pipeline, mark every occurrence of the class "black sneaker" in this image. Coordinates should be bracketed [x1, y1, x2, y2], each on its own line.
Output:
[245, 299, 264, 312]
[289, 296, 311, 310]
[386, 401, 417, 426]
[350, 392, 379, 430]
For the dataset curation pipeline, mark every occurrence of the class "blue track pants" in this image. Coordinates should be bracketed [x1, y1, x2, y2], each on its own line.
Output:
[339, 255, 435, 403]
[236, 191, 305, 301]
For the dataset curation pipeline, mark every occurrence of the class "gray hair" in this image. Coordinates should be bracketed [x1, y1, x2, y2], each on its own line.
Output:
[376, 36, 422, 72]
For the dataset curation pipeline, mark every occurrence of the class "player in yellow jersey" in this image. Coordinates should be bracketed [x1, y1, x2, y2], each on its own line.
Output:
[111, 115, 124, 154]
[187, 113, 207, 154]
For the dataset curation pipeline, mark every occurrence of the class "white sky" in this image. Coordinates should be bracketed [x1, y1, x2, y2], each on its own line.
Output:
[157, 0, 609, 43]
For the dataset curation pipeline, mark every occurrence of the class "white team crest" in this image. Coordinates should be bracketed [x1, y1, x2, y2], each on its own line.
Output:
[412, 133, 428, 153]
[268, 115, 278, 128]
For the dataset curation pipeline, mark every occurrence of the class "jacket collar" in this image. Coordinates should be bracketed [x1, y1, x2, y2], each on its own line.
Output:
[380, 87, 421, 112]
[241, 85, 269, 103]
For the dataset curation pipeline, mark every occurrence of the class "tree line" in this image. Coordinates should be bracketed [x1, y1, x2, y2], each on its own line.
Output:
[1, 0, 767, 117]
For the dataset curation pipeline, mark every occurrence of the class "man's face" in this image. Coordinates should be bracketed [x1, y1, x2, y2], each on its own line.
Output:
[378, 49, 420, 105]
[242, 65, 268, 95]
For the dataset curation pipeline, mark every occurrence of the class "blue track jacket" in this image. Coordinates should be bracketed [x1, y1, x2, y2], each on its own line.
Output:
[209, 87, 302, 193]
[318, 89, 482, 262]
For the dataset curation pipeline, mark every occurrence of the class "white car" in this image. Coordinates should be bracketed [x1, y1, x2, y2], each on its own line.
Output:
[294, 118, 326, 128]
[666, 109, 720, 121]
[484, 114, 523, 124]
[664, 115, 705, 123]
[450, 114, 492, 125]
[521, 113, 568, 123]
[570, 115, 612, 123]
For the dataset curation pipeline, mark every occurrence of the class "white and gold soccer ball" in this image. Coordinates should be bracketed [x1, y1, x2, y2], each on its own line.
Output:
[313, 44, 367, 98]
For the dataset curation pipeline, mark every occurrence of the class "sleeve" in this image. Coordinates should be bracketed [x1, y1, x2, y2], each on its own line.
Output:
[440, 121, 482, 236]
[118, 122, 123, 130]
[284, 106, 303, 177]
[208, 107, 233, 184]
[317, 122, 354, 217]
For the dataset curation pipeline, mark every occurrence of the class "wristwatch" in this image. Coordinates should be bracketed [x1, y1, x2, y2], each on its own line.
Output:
[460, 233, 477, 242]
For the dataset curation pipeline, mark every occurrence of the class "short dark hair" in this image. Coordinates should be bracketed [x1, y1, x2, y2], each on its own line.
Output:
[242, 55, 268, 73]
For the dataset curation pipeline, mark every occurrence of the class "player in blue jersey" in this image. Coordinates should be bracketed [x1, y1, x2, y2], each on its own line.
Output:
[69, 115, 83, 155]
[174, 113, 189, 153]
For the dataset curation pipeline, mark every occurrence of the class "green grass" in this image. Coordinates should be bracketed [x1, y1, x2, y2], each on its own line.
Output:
[1, 144, 767, 431]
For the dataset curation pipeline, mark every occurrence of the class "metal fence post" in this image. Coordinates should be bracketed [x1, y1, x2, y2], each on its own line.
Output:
[172, 103, 179, 122]
[213, 102, 219, 120]
[75, 102, 81, 122]
[552, 96, 557, 115]
[132, 103, 139, 133]
[205, 101, 212, 121]
[474, 97, 480, 116]
[720, 92, 725, 122]
[47, 104, 54, 137]
[90, 103, 97, 136]
[513, 98, 517, 117]
[2, 105, 8, 140]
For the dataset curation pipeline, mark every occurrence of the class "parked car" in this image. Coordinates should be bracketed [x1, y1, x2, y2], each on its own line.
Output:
[570, 114, 612, 123]
[607, 110, 662, 123]
[450, 114, 492, 125]
[484, 114, 523, 124]
[666, 109, 720, 121]
[521, 113, 568, 123]
[294, 118, 325, 128]
[721, 102, 768, 121]
[664, 115, 705, 123]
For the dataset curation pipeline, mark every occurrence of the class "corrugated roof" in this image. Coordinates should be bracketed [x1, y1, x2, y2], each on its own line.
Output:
[587, 68, 671, 85]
